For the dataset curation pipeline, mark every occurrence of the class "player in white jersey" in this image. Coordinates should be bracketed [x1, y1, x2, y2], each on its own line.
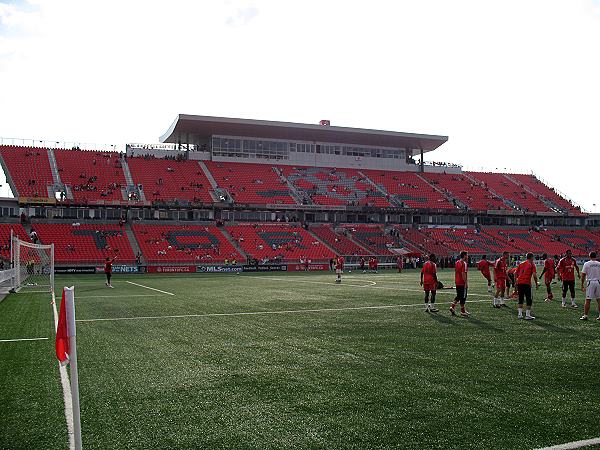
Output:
[580, 251, 600, 321]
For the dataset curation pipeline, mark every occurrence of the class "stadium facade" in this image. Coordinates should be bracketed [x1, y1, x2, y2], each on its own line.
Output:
[0, 115, 598, 272]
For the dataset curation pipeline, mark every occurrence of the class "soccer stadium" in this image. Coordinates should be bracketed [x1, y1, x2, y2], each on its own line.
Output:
[2, 1, 600, 449]
[0, 113, 599, 450]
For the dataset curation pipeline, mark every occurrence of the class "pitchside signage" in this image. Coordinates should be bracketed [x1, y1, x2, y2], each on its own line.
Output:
[198, 265, 243, 273]
[147, 266, 197, 273]
[242, 264, 287, 272]
[55, 267, 96, 274]
[94, 265, 139, 274]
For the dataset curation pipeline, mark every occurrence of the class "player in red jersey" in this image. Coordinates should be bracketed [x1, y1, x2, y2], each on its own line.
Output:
[335, 255, 345, 283]
[420, 253, 439, 313]
[104, 254, 118, 288]
[450, 251, 470, 317]
[493, 252, 509, 308]
[397, 256, 404, 273]
[477, 255, 494, 293]
[507, 266, 519, 298]
[359, 256, 366, 273]
[538, 253, 558, 302]
[373, 257, 379, 273]
[515, 252, 540, 320]
[557, 250, 580, 308]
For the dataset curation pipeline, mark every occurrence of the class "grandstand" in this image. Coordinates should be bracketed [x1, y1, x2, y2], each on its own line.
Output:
[0, 115, 596, 271]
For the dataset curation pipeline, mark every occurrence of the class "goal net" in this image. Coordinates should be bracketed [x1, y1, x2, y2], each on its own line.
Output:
[11, 236, 54, 293]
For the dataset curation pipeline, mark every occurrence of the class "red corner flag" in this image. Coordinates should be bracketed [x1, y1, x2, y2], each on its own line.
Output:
[55, 290, 70, 365]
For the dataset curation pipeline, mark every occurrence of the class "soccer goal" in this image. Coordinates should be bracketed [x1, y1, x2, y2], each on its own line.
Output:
[10, 235, 54, 293]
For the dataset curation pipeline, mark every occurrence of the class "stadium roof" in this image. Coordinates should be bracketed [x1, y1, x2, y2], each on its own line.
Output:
[159, 115, 448, 152]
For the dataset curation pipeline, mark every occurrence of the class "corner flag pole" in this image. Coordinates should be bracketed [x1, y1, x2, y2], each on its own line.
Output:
[64, 287, 83, 450]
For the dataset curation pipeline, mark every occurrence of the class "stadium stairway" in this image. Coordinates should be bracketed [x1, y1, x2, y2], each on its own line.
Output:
[47, 149, 73, 201]
[305, 226, 338, 255]
[462, 172, 518, 211]
[198, 161, 218, 190]
[503, 173, 565, 214]
[272, 167, 305, 204]
[415, 173, 466, 210]
[357, 170, 402, 207]
[124, 223, 143, 261]
[121, 157, 146, 202]
[220, 227, 250, 261]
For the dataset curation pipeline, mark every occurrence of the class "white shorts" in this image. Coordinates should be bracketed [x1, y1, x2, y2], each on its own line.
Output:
[336, 268, 342, 275]
[586, 280, 600, 299]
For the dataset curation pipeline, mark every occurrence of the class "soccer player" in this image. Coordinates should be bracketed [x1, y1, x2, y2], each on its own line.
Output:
[515, 252, 540, 320]
[580, 251, 600, 321]
[420, 253, 439, 312]
[538, 253, 557, 302]
[493, 252, 509, 308]
[397, 255, 404, 273]
[334, 255, 344, 283]
[104, 254, 117, 288]
[450, 251, 470, 317]
[359, 256, 366, 273]
[558, 250, 580, 308]
[477, 255, 494, 293]
[373, 257, 379, 273]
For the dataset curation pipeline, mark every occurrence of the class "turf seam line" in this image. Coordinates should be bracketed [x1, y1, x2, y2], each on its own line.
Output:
[0, 337, 49, 343]
[76, 299, 491, 323]
[51, 293, 76, 450]
[536, 437, 600, 450]
[125, 281, 175, 296]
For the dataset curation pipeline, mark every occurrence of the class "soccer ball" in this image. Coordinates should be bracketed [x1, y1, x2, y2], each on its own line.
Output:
[348, 270, 352, 273]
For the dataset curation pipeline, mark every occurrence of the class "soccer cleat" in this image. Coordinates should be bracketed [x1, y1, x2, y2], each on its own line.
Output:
[561, 303, 567, 308]
[597, 316, 600, 321]
[429, 306, 439, 313]
[580, 315, 588, 321]
[518, 315, 523, 319]
[487, 286, 492, 293]
[450, 307, 456, 316]
[335, 279, 341, 284]
[525, 315, 535, 320]
[425, 304, 430, 312]
[571, 304, 578, 309]
[109, 284, 114, 288]
[460, 310, 471, 317]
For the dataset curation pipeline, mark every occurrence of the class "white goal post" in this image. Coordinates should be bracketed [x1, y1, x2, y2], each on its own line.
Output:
[10, 234, 54, 293]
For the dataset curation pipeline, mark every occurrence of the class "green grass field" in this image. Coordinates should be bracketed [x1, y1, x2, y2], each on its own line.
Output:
[1, 269, 599, 449]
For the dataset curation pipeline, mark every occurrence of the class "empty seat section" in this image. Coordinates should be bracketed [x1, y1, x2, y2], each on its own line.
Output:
[33, 224, 135, 264]
[422, 173, 507, 211]
[468, 173, 552, 213]
[310, 225, 371, 255]
[0, 224, 31, 261]
[204, 161, 295, 205]
[510, 174, 584, 216]
[340, 225, 396, 255]
[133, 225, 241, 263]
[421, 227, 521, 255]
[227, 224, 333, 261]
[279, 166, 390, 207]
[54, 150, 126, 204]
[128, 158, 213, 203]
[361, 170, 454, 209]
[482, 227, 566, 255]
[0, 146, 54, 198]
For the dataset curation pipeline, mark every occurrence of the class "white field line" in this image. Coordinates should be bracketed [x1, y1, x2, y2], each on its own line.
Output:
[125, 281, 175, 296]
[258, 277, 492, 298]
[536, 437, 600, 450]
[76, 299, 490, 323]
[0, 337, 48, 343]
[51, 293, 75, 450]
[76, 294, 163, 299]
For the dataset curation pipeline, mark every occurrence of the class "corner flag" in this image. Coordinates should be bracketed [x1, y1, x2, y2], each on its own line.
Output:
[55, 290, 69, 365]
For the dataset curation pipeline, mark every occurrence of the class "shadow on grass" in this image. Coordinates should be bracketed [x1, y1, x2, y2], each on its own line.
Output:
[464, 316, 505, 333]
[426, 312, 456, 325]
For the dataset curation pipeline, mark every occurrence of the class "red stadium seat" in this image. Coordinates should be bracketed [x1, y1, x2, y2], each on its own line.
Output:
[0, 146, 54, 199]
[33, 223, 135, 264]
[133, 224, 242, 263]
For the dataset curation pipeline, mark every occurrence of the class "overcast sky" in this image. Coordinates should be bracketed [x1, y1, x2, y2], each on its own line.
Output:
[0, 0, 598, 211]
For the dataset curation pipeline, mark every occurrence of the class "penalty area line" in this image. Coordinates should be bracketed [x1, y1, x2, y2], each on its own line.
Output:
[125, 281, 175, 296]
[76, 299, 490, 323]
[0, 337, 48, 343]
[536, 437, 600, 450]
